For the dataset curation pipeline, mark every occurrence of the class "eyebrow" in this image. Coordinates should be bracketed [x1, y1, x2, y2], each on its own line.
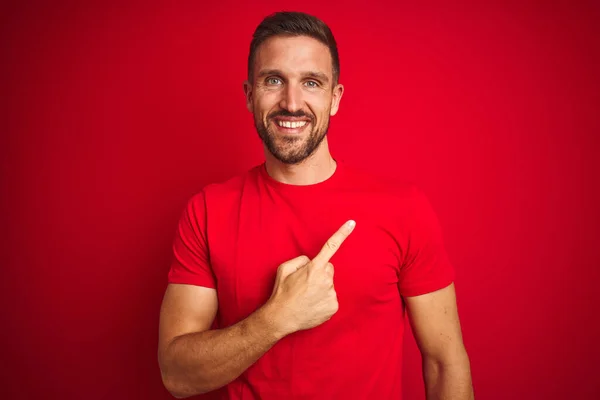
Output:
[256, 69, 330, 84]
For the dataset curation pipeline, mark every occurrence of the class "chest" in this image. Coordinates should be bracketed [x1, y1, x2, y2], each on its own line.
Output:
[207, 191, 403, 326]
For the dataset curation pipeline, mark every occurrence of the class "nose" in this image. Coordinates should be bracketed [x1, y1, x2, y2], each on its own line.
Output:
[279, 82, 303, 113]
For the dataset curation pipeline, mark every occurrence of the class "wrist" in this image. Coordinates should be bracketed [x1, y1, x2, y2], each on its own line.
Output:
[258, 300, 294, 340]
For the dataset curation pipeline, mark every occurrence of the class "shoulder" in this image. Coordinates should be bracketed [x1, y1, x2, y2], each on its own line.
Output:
[186, 164, 262, 208]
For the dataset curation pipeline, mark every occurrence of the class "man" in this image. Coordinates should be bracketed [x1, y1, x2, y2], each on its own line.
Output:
[158, 11, 473, 400]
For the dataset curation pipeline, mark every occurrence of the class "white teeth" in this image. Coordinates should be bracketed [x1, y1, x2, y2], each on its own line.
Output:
[277, 120, 307, 128]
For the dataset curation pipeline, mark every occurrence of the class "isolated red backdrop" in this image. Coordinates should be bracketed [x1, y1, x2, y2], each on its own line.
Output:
[2, 1, 599, 399]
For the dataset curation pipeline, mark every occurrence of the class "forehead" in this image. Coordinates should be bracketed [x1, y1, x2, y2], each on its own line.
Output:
[254, 35, 333, 78]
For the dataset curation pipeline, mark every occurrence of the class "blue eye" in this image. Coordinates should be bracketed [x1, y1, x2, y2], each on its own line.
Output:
[305, 81, 318, 88]
[266, 77, 282, 85]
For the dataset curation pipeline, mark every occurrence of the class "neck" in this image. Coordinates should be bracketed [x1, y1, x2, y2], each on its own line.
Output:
[264, 138, 337, 186]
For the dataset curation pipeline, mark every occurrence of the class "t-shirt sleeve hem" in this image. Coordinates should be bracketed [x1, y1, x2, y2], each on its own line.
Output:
[167, 273, 217, 289]
[400, 278, 454, 297]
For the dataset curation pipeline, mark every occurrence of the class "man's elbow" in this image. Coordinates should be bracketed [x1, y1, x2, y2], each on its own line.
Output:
[424, 347, 471, 371]
[161, 370, 209, 399]
[159, 351, 210, 399]
[423, 349, 474, 399]
[161, 369, 188, 399]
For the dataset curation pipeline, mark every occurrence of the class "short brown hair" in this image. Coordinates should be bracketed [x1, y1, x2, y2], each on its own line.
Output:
[248, 11, 340, 84]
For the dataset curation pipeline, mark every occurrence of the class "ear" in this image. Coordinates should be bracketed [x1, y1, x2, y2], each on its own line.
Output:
[243, 80, 253, 113]
[329, 83, 344, 116]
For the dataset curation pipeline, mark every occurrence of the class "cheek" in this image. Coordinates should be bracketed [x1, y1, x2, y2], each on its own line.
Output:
[313, 105, 331, 125]
[309, 94, 331, 115]
[256, 95, 279, 118]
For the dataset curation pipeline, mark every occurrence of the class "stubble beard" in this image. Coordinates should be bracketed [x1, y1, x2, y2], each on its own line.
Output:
[254, 113, 330, 165]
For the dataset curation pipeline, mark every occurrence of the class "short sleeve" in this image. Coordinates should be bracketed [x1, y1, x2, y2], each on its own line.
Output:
[167, 191, 216, 288]
[398, 187, 455, 297]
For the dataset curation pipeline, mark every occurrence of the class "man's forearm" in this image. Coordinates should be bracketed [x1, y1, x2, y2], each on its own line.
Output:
[160, 301, 286, 398]
[423, 353, 474, 400]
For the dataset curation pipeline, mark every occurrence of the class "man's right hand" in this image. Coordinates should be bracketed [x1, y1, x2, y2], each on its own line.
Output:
[267, 220, 356, 335]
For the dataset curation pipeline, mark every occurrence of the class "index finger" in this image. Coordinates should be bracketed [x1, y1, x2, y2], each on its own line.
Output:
[311, 220, 356, 267]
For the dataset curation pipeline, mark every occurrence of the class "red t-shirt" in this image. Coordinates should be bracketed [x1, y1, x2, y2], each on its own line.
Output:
[168, 160, 454, 399]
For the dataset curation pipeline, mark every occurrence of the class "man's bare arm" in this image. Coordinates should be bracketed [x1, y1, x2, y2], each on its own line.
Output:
[405, 283, 474, 400]
[158, 284, 286, 398]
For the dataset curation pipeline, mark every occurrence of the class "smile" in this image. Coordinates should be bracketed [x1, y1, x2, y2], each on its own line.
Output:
[276, 120, 308, 128]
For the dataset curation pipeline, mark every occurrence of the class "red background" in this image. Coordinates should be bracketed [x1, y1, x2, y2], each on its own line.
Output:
[2, 1, 599, 399]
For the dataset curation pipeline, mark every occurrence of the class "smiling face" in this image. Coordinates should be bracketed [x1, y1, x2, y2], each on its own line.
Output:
[244, 35, 344, 165]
